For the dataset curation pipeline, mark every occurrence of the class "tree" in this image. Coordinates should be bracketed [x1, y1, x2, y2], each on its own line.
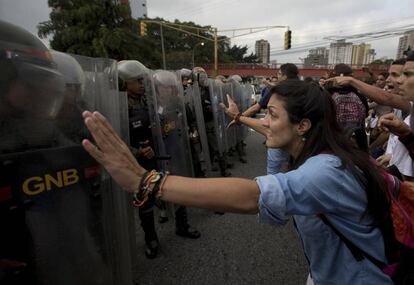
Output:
[38, 0, 149, 61]
[138, 18, 257, 68]
[370, 59, 394, 65]
[224, 45, 258, 63]
[38, 2, 258, 68]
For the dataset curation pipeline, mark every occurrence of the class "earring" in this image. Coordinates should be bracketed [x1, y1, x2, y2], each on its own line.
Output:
[301, 136, 306, 142]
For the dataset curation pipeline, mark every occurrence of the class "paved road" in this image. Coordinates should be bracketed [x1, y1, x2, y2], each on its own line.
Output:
[133, 129, 308, 285]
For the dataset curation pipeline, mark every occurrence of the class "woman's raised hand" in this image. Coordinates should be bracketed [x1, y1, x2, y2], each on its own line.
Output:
[82, 111, 146, 193]
[220, 94, 240, 128]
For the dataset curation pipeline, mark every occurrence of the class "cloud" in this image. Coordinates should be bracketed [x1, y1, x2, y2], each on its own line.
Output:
[148, 0, 414, 62]
[2, 0, 413, 62]
[0, 0, 51, 45]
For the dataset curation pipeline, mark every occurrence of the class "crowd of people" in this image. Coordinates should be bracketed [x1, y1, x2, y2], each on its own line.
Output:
[83, 56, 414, 284]
[2, 19, 414, 285]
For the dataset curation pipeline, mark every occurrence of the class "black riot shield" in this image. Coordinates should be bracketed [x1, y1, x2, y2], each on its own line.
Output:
[0, 49, 134, 285]
[183, 82, 211, 172]
[147, 70, 194, 177]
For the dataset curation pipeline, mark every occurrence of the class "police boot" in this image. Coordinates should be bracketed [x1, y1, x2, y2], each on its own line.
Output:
[139, 207, 159, 259]
[236, 143, 247, 163]
[158, 201, 169, 224]
[175, 206, 200, 239]
[219, 156, 231, 177]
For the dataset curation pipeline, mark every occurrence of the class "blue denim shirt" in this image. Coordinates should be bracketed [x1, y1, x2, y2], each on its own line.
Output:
[256, 154, 392, 285]
[267, 148, 289, 175]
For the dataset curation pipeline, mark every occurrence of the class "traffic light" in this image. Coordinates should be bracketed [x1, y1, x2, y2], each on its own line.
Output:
[140, 22, 147, 37]
[284, 30, 292, 50]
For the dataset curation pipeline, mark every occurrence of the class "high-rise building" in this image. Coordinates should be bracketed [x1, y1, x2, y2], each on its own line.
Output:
[328, 40, 353, 65]
[351, 43, 375, 66]
[118, 0, 148, 18]
[304, 47, 329, 67]
[365, 49, 376, 64]
[396, 31, 414, 59]
[255, 39, 270, 64]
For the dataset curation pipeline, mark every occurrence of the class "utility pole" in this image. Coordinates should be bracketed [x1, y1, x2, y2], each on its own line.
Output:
[160, 24, 166, 69]
[213, 28, 218, 77]
[140, 20, 289, 77]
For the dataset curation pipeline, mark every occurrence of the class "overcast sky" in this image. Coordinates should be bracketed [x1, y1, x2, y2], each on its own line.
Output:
[2, 0, 414, 63]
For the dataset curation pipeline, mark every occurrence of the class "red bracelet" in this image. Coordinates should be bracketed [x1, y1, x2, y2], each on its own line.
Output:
[233, 112, 242, 125]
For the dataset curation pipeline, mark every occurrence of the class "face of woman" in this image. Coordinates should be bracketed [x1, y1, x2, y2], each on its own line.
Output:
[263, 95, 303, 155]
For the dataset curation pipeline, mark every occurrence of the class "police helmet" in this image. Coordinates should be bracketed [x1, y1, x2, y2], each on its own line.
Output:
[229, 74, 242, 83]
[0, 20, 65, 118]
[180, 68, 192, 79]
[153, 70, 179, 87]
[117, 60, 149, 81]
[192, 66, 208, 87]
[215, 75, 226, 82]
[51, 50, 85, 94]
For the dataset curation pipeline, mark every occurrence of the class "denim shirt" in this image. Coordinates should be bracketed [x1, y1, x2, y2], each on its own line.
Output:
[256, 154, 392, 285]
[267, 148, 289, 175]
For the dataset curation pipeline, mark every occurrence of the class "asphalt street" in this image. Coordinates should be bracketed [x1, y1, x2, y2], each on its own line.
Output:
[133, 128, 308, 285]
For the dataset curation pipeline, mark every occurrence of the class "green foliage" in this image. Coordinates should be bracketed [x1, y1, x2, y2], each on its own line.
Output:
[38, 1, 257, 68]
[370, 58, 394, 65]
[38, 0, 146, 61]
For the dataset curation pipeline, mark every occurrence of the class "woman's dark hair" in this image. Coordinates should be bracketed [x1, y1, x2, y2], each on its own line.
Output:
[392, 58, 406, 65]
[270, 79, 389, 225]
[406, 50, 414, 62]
[333, 63, 353, 76]
[280, 63, 299, 79]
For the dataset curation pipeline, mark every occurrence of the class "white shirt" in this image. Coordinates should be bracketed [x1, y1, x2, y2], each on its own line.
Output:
[386, 115, 414, 177]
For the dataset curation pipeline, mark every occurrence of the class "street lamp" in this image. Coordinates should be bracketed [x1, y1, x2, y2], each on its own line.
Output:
[192, 42, 205, 68]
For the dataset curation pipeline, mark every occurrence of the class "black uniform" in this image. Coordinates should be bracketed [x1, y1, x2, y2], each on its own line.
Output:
[200, 86, 230, 177]
[128, 96, 160, 257]
[128, 94, 200, 259]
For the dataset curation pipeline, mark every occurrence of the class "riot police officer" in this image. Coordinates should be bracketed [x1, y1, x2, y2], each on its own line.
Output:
[180, 68, 209, 177]
[0, 21, 124, 284]
[118, 61, 200, 259]
[193, 67, 231, 177]
[0, 20, 66, 284]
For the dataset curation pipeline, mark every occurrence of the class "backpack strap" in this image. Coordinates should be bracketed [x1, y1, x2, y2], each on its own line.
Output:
[319, 214, 387, 269]
[391, 175, 401, 199]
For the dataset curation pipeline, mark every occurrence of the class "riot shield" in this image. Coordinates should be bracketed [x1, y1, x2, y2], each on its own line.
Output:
[241, 84, 254, 139]
[74, 55, 136, 285]
[221, 82, 237, 150]
[0, 49, 134, 285]
[147, 70, 194, 177]
[207, 79, 228, 156]
[229, 80, 245, 143]
[182, 82, 211, 172]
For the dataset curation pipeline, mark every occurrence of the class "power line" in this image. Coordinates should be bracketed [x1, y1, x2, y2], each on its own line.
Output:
[268, 23, 414, 57]
[160, 0, 240, 20]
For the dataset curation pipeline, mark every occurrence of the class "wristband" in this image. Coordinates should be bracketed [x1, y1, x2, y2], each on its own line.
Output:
[233, 112, 242, 125]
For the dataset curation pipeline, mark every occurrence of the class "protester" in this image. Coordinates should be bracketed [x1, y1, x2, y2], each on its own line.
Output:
[234, 64, 299, 174]
[82, 80, 394, 284]
[326, 59, 410, 115]
[379, 52, 414, 162]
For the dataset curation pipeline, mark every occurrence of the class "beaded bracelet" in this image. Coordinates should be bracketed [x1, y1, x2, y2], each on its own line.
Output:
[233, 112, 242, 125]
[132, 170, 168, 208]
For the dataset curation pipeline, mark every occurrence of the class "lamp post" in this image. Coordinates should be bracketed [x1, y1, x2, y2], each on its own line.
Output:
[192, 42, 205, 68]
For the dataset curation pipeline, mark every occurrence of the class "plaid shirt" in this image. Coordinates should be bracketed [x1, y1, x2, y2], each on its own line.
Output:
[332, 92, 367, 129]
